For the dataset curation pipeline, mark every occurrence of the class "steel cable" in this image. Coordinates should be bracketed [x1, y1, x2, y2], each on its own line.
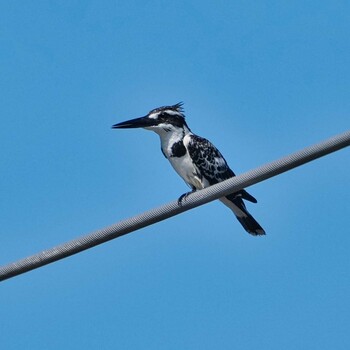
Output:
[1, 130, 349, 282]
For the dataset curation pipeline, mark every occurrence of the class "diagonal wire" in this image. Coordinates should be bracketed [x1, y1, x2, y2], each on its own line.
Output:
[0, 130, 349, 282]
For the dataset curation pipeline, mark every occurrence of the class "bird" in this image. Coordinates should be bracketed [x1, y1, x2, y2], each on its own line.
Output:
[112, 103, 265, 236]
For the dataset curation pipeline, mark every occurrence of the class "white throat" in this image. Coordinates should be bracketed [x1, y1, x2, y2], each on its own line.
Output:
[145, 124, 191, 156]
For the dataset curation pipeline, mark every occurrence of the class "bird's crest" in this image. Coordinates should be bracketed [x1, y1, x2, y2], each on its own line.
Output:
[150, 102, 185, 116]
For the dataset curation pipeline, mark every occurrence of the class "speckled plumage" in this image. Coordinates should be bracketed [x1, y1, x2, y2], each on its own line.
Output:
[113, 103, 265, 235]
[187, 134, 234, 185]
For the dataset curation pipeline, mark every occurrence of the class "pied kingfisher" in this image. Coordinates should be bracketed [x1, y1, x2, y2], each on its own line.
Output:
[112, 103, 265, 236]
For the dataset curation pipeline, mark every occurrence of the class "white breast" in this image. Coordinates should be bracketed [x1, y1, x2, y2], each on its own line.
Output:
[168, 151, 201, 189]
[166, 134, 207, 190]
[156, 129, 208, 190]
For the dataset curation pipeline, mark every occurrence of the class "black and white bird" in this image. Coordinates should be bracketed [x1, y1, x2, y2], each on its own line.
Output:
[112, 103, 265, 236]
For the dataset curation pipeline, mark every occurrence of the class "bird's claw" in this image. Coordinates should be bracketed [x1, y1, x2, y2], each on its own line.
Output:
[178, 190, 196, 206]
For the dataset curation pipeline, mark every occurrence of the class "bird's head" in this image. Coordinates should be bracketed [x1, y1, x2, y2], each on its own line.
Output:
[112, 102, 190, 136]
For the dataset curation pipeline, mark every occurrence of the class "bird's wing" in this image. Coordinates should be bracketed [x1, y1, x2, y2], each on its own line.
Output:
[187, 134, 257, 203]
[187, 134, 235, 185]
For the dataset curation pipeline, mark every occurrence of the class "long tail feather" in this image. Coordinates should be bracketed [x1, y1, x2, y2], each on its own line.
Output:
[220, 193, 265, 236]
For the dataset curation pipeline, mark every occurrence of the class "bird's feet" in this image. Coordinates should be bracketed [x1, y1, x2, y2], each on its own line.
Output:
[178, 189, 196, 206]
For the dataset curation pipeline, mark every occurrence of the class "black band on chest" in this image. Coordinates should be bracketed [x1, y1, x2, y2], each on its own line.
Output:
[170, 140, 187, 157]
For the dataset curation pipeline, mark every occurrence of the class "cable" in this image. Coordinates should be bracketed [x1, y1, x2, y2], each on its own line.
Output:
[1, 130, 349, 282]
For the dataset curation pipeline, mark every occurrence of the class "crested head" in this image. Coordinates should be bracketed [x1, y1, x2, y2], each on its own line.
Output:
[147, 102, 189, 130]
[149, 102, 184, 116]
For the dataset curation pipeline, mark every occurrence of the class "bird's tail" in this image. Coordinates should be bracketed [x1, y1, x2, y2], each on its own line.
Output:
[220, 192, 265, 236]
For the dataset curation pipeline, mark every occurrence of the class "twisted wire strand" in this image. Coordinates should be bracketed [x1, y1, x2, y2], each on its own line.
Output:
[1, 130, 349, 282]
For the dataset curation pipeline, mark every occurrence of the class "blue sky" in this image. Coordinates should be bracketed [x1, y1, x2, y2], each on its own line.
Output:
[1, 1, 349, 349]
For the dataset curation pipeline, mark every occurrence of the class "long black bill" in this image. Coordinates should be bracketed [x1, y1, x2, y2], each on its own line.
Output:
[112, 116, 156, 129]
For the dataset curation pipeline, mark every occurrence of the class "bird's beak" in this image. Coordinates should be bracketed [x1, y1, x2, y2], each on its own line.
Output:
[112, 116, 156, 129]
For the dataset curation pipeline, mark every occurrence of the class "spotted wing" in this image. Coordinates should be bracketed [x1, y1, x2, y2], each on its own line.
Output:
[187, 134, 235, 185]
[187, 134, 257, 203]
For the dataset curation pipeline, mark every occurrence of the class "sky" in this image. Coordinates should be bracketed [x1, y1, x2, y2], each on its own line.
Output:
[0, 1, 349, 349]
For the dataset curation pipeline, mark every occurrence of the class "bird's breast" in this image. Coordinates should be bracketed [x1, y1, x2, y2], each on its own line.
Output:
[166, 149, 203, 190]
[160, 133, 205, 190]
